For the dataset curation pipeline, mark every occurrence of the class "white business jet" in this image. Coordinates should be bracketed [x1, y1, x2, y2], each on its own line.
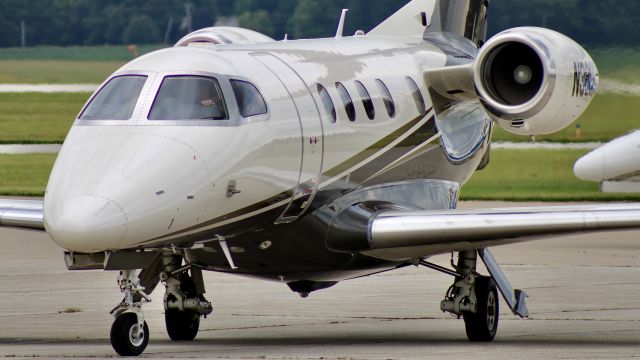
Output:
[574, 131, 640, 193]
[1, 0, 632, 356]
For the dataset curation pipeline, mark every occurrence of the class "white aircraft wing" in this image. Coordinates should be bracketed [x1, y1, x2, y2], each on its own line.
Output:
[0, 199, 45, 230]
[574, 131, 640, 193]
[362, 203, 640, 260]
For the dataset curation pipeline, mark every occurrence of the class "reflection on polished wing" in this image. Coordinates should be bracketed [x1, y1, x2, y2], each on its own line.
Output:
[0, 199, 44, 230]
[362, 203, 640, 260]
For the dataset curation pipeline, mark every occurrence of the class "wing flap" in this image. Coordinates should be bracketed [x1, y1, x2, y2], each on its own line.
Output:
[365, 204, 640, 260]
[0, 199, 45, 230]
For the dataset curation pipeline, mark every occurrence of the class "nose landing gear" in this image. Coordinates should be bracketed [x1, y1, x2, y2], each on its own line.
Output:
[111, 312, 150, 356]
[109, 270, 151, 356]
[107, 254, 213, 356]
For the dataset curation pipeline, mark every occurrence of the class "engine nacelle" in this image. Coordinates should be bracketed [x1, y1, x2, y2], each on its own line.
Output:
[175, 26, 274, 47]
[474, 27, 598, 136]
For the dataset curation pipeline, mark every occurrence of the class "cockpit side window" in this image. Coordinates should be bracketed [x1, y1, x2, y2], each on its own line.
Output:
[79, 75, 147, 120]
[148, 76, 228, 121]
[230, 80, 268, 118]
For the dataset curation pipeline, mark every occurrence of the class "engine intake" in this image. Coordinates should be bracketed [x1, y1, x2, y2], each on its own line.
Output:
[480, 42, 544, 106]
[474, 27, 598, 136]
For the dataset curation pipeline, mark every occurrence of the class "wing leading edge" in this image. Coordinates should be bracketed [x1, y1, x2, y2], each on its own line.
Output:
[363, 204, 640, 261]
[0, 199, 45, 230]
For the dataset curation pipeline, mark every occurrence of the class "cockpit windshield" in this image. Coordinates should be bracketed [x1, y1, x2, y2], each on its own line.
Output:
[79, 75, 147, 120]
[148, 76, 228, 120]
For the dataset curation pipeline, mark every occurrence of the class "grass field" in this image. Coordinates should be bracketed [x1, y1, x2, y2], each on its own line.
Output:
[1, 149, 640, 200]
[460, 149, 640, 201]
[0, 60, 122, 84]
[0, 45, 165, 61]
[0, 45, 165, 84]
[492, 93, 640, 142]
[0, 91, 637, 144]
[0, 93, 89, 143]
[0, 45, 636, 84]
[590, 47, 640, 83]
[0, 154, 55, 196]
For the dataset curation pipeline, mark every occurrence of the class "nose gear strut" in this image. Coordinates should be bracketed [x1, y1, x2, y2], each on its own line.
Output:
[109, 270, 151, 356]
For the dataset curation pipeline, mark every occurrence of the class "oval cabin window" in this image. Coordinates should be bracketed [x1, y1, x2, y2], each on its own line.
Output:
[406, 77, 426, 114]
[336, 82, 356, 122]
[355, 81, 375, 120]
[317, 84, 337, 123]
[376, 79, 396, 118]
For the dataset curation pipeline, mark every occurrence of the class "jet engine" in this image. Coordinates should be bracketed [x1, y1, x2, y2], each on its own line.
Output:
[175, 26, 274, 47]
[474, 27, 598, 136]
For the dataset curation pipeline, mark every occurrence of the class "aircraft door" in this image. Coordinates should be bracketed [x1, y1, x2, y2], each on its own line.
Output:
[253, 53, 324, 223]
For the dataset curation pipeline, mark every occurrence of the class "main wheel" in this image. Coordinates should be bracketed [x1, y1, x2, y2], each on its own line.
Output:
[463, 276, 499, 342]
[165, 309, 200, 341]
[110, 312, 149, 356]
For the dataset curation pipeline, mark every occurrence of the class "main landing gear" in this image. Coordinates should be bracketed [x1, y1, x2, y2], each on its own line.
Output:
[108, 254, 213, 356]
[161, 255, 213, 341]
[420, 249, 527, 342]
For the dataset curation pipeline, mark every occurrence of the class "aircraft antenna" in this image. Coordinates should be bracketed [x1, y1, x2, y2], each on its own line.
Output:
[335, 9, 349, 39]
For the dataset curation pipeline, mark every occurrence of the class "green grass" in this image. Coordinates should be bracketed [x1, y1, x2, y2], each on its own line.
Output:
[0, 154, 56, 196]
[0, 45, 636, 84]
[492, 93, 640, 143]
[461, 149, 640, 202]
[2, 149, 640, 200]
[0, 92, 89, 143]
[0, 91, 637, 145]
[0, 60, 123, 84]
[0, 45, 165, 84]
[590, 47, 640, 83]
[0, 45, 166, 61]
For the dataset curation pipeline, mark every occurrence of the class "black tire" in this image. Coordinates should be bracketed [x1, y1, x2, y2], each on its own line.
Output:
[165, 309, 200, 341]
[110, 312, 149, 356]
[463, 276, 499, 342]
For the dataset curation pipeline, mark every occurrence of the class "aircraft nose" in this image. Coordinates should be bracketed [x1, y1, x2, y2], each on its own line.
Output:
[46, 195, 127, 253]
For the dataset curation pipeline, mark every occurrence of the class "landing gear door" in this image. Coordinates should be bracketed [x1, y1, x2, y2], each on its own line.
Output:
[252, 53, 324, 223]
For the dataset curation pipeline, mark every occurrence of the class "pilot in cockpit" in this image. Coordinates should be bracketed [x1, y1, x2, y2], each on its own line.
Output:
[198, 83, 225, 119]
[149, 76, 227, 120]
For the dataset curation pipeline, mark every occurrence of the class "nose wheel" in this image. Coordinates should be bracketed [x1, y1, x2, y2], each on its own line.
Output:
[109, 270, 152, 356]
[110, 312, 150, 356]
[105, 255, 213, 356]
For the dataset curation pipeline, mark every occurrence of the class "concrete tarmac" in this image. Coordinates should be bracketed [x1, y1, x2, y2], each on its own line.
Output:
[1, 202, 640, 359]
